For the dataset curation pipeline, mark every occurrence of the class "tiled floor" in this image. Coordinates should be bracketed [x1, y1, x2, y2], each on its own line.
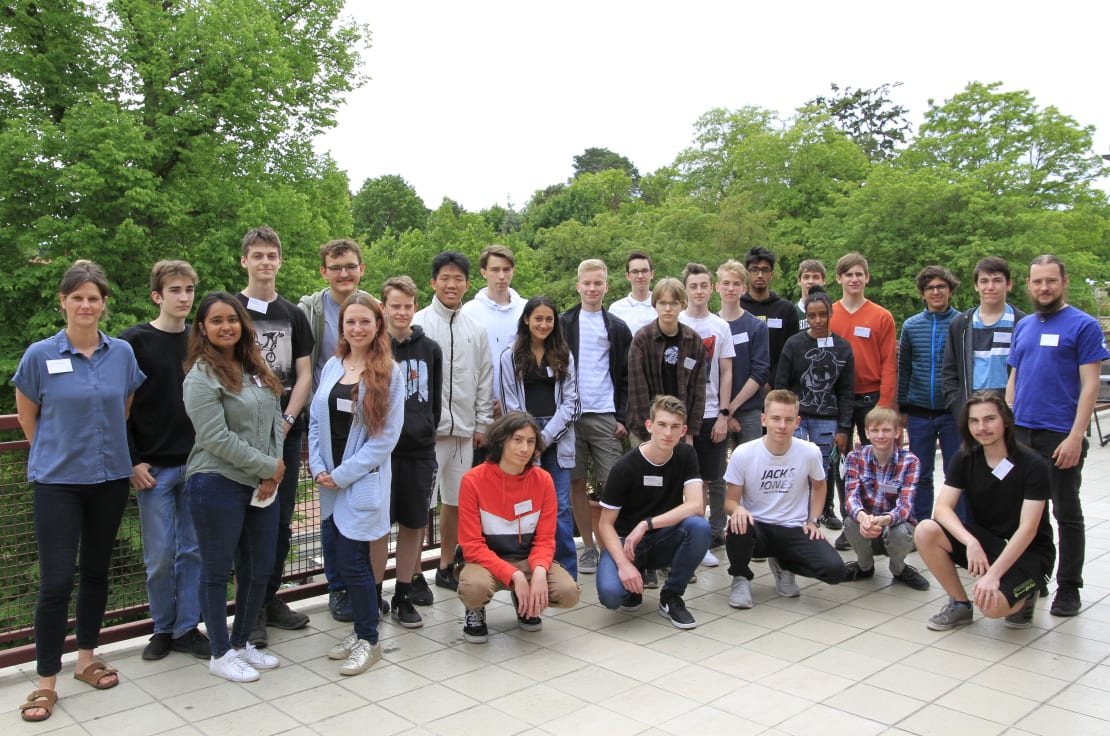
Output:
[6, 438, 1110, 735]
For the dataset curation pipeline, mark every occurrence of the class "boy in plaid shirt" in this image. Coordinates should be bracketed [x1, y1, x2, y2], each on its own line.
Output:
[842, 407, 930, 590]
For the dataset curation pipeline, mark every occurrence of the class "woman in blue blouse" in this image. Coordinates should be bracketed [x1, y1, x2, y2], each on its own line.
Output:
[309, 294, 403, 676]
[13, 261, 145, 722]
[498, 296, 582, 578]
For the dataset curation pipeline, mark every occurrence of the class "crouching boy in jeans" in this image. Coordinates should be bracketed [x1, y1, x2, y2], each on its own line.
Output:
[842, 407, 930, 590]
[457, 412, 580, 642]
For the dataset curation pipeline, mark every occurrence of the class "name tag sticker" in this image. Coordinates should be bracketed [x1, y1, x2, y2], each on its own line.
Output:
[817, 337, 834, 348]
[878, 481, 899, 495]
[252, 374, 264, 387]
[683, 357, 697, 370]
[514, 499, 533, 515]
[767, 318, 783, 329]
[733, 332, 749, 345]
[854, 326, 871, 339]
[993, 332, 1012, 344]
[992, 458, 1014, 480]
[597, 336, 609, 348]
[644, 475, 664, 487]
[1040, 333, 1059, 347]
[547, 366, 554, 378]
[336, 398, 354, 413]
[46, 359, 73, 374]
[246, 297, 269, 314]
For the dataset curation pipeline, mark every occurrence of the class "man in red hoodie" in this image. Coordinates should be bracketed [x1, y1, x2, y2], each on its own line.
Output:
[457, 412, 581, 643]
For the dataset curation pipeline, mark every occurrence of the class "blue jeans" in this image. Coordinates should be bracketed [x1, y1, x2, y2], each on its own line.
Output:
[596, 516, 711, 608]
[537, 418, 577, 579]
[321, 515, 345, 592]
[33, 480, 130, 677]
[334, 531, 380, 643]
[795, 416, 839, 514]
[136, 464, 202, 637]
[187, 473, 278, 657]
[265, 429, 303, 603]
[906, 413, 961, 521]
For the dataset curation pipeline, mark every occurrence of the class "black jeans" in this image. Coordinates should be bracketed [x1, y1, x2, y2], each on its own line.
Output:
[726, 520, 847, 584]
[266, 429, 303, 603]
[33, 479, 130, 676]
[1016, 427, 1087, 590]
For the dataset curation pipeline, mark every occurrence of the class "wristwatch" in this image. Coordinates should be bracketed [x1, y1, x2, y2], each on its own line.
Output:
[719, 408, 730, 417]
[282, 413, 296, 424]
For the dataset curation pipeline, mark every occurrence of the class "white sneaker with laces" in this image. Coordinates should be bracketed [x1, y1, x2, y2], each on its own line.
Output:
[210, 649, 259, 682]
[238, 642, 279, 670]
[340, 638, 381, 676]
[728, 576, 753, 609]
[767, 557, 800, 597]
[328, 630, 359, 660]
[701, 549, 720, 567]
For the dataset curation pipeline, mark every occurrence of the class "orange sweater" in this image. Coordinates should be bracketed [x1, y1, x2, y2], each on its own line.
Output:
[830, 299, 897, 407]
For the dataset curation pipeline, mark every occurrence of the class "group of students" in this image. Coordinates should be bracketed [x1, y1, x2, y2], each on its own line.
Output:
[12, 231, 1108, 723]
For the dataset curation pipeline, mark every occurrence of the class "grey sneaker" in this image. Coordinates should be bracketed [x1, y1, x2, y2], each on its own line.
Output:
[1004, 592, 1036, 629]
[328, 630, 359, 660]
[728, 576, 753, 609]
[578, 546, 600, 574]
[927, 599, 973, 631]
[643, 569, 659, 589]
[767, 557, 800, 597]
[340, 639, 381, 676]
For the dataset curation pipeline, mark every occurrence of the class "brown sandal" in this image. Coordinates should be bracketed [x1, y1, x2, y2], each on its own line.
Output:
[20, 689, 57, 722]
[73, 661, 119, 690]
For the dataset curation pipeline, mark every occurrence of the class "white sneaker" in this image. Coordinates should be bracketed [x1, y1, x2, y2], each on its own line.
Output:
[728, 576, 753, 609]
[210, 649, 259, 682]
[701, 549, 720, 567]
[237, 642, 279, 670]
[340, 639, 381, 676]
[767, 557, 800, 597]
[328, 630, 359, 660]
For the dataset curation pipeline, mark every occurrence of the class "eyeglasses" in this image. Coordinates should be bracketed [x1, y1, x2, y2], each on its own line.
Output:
[326, 264, 361, 273]
[628, 268, 652, 276]
[748, 266, 773, 275]
[923, 283, 950, 292]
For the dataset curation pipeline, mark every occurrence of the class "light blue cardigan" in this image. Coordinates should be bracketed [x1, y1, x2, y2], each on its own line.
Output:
[308, 357, 404, 542]
[498, 347, 581, 469]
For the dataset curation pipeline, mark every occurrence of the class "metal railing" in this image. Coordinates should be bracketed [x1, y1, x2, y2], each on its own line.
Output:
[0, 415, 442, 667]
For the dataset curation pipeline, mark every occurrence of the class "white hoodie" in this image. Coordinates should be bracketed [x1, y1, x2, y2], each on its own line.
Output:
[460, 287, 525, 402]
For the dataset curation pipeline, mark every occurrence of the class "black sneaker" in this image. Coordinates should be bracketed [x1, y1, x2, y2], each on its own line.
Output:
[378, 596, 390, 616]
[658, 590, 697, 629]
[834, 532, 851, 551]
[171, 628, 211, 659]
[142, 633, 172, 661]
[1050, 586, 1081, 617]
[843, 561, 875, 582]
[618, 592, 643, 612]
[511, 592, 543, 632]
[391, 595, 423, 629]
[266, 598, 310, 630]
[249, 610, 268, 647]
[463, 607, 488, 643]
[435, 566, 458, 591]
[409, 574, 434, 606]
[642, 569, 659, 589]
[329, 589, 354, 622]
[1005, 591, 1037, 629]
[893, 564, 930, 591]
[819, 513, 843, 530]
[710, 533, 726, 549]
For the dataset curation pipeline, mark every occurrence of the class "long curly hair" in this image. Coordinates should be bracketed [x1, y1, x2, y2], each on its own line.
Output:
[512, 296, 570, 384]
[337, 293, 394, 436]
[185, 291, 283, 395]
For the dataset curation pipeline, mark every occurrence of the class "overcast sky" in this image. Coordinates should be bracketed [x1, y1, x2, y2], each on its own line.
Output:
[313, 1, 1110, 212]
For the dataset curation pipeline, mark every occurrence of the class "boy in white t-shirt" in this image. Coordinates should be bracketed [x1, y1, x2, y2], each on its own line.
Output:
[723, 390, 847, 608]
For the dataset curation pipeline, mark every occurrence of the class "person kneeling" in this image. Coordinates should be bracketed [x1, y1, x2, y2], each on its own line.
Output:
[457, 412, 580, 643]
[842, 408, 929, 590]
[915, 392, 1055, 631]
[724, 390, 847, 609]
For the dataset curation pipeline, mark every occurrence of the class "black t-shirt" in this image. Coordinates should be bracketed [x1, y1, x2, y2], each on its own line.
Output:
[661, 332, 681, 398]
[236, 293, 314, 417]
[601, 442, 701, 537]
[328, 381, 354, 467]
[119, 322, 194, 466]
[522, 357, 558, 418]
[944, 444, 1054, 555]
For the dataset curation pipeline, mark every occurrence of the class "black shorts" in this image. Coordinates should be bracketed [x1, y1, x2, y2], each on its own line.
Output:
[390, 454, 437, 529]
[942, 525, 1054, 606]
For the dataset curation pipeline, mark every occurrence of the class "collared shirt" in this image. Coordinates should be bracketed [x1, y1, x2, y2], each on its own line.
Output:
[609, 294, 656, 336]
[13, 330, 146, 484]
[844, 445, 919, 525]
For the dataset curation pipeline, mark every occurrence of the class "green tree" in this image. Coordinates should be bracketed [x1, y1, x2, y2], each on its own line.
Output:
[572, 147, 640, 185]
[351, 174, 429, 243]
[808, 83, 912, 162]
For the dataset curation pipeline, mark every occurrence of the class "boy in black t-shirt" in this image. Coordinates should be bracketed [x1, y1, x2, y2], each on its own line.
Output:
[596, 396, 711, 629]
[915, 391, 1055, 631]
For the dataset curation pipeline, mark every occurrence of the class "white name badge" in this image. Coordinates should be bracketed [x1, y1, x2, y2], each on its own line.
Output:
[546, 366, 554, 378]
[854, 326, 871, 339]
[644, 475, 664, 487]
[1040, 334, 1060, 347]
[683, 357, 697, 370]
[252, 374, 264, 387]
[767, 318, 783, 329]
[246, 297, 269, 314]
[597, 336, 609, 348]
[992, 332, 1012, 344]
[878, 481, 899, 495]
[817, 337, 834, 348]
[992, 458, 1014, 480]
[514, 499, 533, 515]
[732, 332, 749, 345]
[46, 359, 73, 374]
[336, 398, 354, 413]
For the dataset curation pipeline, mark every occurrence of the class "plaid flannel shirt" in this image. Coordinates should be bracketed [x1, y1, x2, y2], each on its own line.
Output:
[626, 320, 706, 438]
[844, 445, 919, 525]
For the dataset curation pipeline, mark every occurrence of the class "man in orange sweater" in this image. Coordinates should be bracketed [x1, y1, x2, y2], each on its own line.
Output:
[456, 412, 581, 643]
[829, 252, 898, 550]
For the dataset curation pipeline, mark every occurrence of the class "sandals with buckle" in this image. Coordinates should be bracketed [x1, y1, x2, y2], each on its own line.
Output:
[73, 661, 119, 690]
[20, 689, 58, 722]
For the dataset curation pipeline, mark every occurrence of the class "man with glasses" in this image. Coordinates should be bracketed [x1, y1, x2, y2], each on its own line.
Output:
[609, 250, 657, 336]
[741, 246, 799, 389]
[898, 266, 962, 522]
